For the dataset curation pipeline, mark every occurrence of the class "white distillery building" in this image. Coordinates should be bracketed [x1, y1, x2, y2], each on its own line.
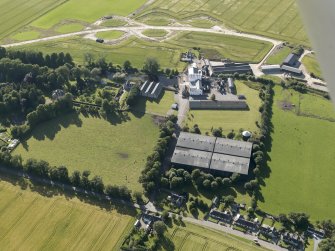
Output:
[187, 63, 203, 96]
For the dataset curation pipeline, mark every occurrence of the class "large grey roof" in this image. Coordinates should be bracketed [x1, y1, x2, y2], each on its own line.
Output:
[283, 53, 299, 66]
[171, 147, 211, 169]
[176, 132, 216, 152]
[214, 137, 252, 158]
[210, 153, 250, 175]
[172, 132, 253, 175]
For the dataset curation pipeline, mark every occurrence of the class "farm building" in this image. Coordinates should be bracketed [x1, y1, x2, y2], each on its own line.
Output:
[140, 81, 163, 99]
[227, 78, 235, 93]
[282, 53, 299, 67]
[189, 100, 248, 110]
[171, 132, 253, 175]
[281, 65, 302, 75]
[260, 64, 282, 74]
[187, 63, 203, 96]
[209, 62, 253, 76]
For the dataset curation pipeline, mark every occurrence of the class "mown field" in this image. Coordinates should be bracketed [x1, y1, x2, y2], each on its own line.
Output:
[168, 223, 268, 251]
[0, 179, 134, 251]
[31, 0, 147, 29]
[14, 112, 159, 192]
[302, 54, 323, 80]
[0, 0, 66, 41]
[185, 81, 262, 134]
[259, 86, 335, 221]
[12, 31, 272, 69]
[137, 0, 309, 45]
[96, 31, 125, 40]
[142, 29, 168, 38]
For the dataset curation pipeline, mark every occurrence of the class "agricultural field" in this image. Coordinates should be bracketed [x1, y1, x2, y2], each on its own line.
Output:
[0, 0, 66, 41]
[31, 0, 147, 30]
[185, 81, 262, 134]
[55, 23, 85, 33]
[11, 32, 272, 69]
[266, 46, 292, 65]
[14, 112, 160, 192]
[136, 0, 310, 45]
[0, 179, 135, 251]
[168, 223, 268, 251]
[302, 54, 323, 80]
[259, 86, 335, 221]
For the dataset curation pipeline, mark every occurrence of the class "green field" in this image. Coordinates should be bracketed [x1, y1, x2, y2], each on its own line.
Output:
[137, 0, 309, 45]
[259, 86, 335, 221]
[185, 81, 262, 134]
[266, 46, 292, 65]
[11, 30, 41, 41]
[0, 180, 134, 250]
[102, 19, 128, 27]
[302, 54, 323, 80]
[12, 32, 272, 69]
[134, 91, 175, 116]
[31, 0, 147, 29]
[142, 29, 168, 37]
[184, 19, 216, 29]
[55, 23, 85, 33]
[14, 112, 159, 192]
[0, 0, 66, 41]
[168, 223, 268, 251]
[96, 31, 125, 40]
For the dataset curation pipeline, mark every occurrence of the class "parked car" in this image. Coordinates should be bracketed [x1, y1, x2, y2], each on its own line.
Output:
[96, 38, 104, 43]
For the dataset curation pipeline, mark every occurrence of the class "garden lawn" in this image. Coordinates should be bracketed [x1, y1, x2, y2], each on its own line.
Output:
[266, 46, 292, 65]
[134, 91, 175, 116]
[168, 222, 268, 251]
[14, 112, 159, 192]
[302, 54, 323, 80]
[259, 86, 335, 221]
[0, 179, 135, 250]
[31, 0, 147, 29]
[185, 81, 261, 134]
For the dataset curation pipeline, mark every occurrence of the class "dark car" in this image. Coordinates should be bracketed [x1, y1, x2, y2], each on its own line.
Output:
[96, 38, 104, 43]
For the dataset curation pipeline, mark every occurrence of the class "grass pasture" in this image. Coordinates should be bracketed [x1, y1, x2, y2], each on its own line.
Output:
[137, 0, 309, 45]
[14, 112, 159, 192]
[185, 81, 262, 134]
[55, 23, 85, 33]
[101, 19, 128, 27]
[11, 30, 40, 41]
[0, 0, 66, 41]
[169, 223, 267, 251]
[142, 29, 168, 38]
[259, 86, 335, 221]
[302, 54, 323, 80]
[134, 91, 175, 116]
[31, 0, 147, 30]
[266, 46, 292, 65]
[0, 180, 134, 251]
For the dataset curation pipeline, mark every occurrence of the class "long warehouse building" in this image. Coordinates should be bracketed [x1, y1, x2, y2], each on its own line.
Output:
[171, 132, 253, 175]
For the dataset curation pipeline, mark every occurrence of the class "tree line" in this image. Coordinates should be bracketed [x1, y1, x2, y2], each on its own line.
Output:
[0, 151, 133, 201]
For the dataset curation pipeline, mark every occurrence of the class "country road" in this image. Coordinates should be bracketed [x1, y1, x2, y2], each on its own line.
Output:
[1, 24, 282, 48]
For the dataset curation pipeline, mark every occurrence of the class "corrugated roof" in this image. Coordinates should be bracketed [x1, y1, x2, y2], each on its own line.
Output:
[214, 137, 252, 158]
[283, 53, 299, 66]
[171, 147, 211, 169]
[210, 153, 250, 175]
[176, 132, 216, 152]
